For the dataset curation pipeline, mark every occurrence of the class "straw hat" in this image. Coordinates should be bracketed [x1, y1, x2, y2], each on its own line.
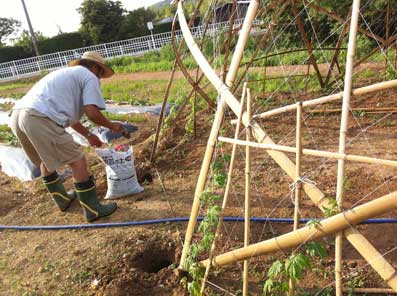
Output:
[68, 51, 114, 78]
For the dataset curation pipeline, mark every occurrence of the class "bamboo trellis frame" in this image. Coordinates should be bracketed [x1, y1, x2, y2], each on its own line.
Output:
[335, 1, 360, 294]
[289, 102, 303, 296]
[231, 79, 397, 123]
[173, 0, 397, 293]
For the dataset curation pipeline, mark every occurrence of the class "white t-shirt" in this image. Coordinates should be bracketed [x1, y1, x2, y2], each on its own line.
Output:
[13, 66, 106, 127]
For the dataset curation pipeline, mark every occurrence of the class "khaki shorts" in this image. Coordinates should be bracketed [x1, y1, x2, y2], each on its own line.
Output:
[9, 109, 84, 172]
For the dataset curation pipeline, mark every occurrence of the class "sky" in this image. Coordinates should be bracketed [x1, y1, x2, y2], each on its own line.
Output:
[0, 0, 162, 41]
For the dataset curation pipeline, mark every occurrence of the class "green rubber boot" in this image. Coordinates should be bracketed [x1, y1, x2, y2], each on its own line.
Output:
[74, 177, 117, 222]
[43, 172, 77, 211]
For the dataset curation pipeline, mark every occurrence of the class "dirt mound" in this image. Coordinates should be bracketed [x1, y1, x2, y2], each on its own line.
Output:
[97, 233, 184, 296]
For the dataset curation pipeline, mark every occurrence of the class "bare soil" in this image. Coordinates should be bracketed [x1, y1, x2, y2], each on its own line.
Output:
[1, 67, 397, 295]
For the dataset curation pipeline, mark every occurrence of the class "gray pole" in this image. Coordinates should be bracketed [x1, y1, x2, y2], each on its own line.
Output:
[20, 0, 40, 56]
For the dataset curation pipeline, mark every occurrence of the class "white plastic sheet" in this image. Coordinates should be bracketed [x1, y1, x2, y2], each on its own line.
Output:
[0, 145, 41, 181]
[0, 111, 9, 125]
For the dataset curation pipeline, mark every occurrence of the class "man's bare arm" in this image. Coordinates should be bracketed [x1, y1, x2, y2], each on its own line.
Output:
[84, 105, 123, 132]
[70, 122, 90, 138]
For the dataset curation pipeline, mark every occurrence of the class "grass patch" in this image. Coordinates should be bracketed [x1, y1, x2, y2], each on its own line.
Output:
[0, 125, 19, 146]
[103, 112, 147, 123]
[246, 71, 322, 94]
[0, 103, 13, 111]
[0, 80, 33, 92]
[102, 78, 203, 105]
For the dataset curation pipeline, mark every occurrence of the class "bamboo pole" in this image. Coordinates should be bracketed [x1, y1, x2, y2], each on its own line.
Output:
[310, 107, 397, 114]
[385, 0, 391, 71]
[221, 0, 237, 83]
[233, 0, 290, 93]
[300, 1, 388, 46]
[200, 83, 247, 294]
[201, 190, 397, 267]
[171, 17, 215, 110]
[335, 1, 360, 294]
[289, 102, 303, 296]
[217, 137, 397, 168]
[243, 88, 252, 296]
[324, 13, 350, 86]
[290, 0, 324, 88]
[232, 79, 397, 122]
[353, 35, 397, 69]
[150, 1, 204, 162]
[176, 1, 397, 290]
[343, 288, 397, 294]
[179, 100, 226, 269]
[226, 0, 259, 88]
[178, 0, 260, 268]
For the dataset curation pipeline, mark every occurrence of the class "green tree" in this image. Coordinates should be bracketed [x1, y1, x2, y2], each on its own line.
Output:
[78, 0, 125, 44]
[0, 17, 21, 47]
[13, 30, 47, 48]
[118, 8, 156, 39]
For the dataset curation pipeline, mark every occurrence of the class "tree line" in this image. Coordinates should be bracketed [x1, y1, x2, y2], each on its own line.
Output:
[0, 0, 396, 63]
[0, 0, 199, 62]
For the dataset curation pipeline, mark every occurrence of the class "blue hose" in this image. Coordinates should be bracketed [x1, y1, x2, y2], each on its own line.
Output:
[1, 217, 397, 231]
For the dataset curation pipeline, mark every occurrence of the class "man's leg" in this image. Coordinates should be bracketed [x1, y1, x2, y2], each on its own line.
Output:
[71, 156, 117, 222]
[10, 110, 76, 211]
[40, 162, 54, 177]
[41, 161, 77, 212]
[69, 156, 90, 183]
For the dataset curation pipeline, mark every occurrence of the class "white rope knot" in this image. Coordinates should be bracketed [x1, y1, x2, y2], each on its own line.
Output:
[289, 176, 317, 204]
[217, 84, 229, 97]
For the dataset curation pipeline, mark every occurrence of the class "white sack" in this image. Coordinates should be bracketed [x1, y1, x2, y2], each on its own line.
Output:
[96, 147, 143, 199]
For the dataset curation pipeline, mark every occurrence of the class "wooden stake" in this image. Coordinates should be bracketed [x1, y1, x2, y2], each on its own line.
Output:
[201, 190, 397, 267]
[324, 13, 350, 86]
[200, 83, 247, 294]
[385, 0, 391, 71]
[177, 0, 260, 269]
[150, 1, 204, 162]
[290, 0, 324, 88]
[301, 1, 388, 45]
[176, 1, 397, 290]
[353, 35, 397, 71]
[289, 102, 303, 296]
[335, 1, 360, 294]
[243, 88, 252, 296]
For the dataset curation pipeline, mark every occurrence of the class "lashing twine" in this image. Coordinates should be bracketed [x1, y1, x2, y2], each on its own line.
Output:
[289, 176, 316, 205]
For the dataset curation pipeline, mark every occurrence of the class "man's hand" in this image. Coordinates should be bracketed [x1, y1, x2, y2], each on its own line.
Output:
[87, 134, 103, 147]
[110, 122, 124, 133]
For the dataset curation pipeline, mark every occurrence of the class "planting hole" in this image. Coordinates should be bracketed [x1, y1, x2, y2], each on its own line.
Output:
[134, 241, 175, 273]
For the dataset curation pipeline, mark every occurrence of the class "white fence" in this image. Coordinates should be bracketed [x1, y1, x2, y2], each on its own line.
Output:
[0, 19, 256, 82]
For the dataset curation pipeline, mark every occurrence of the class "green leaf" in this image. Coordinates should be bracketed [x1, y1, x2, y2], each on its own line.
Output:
[213, 172, 227, 187]
[222, 154, 232, 162]
[199, 190, 213, 204]
[306, 219, 321, 229]
[263, 279, 274, 296]
[305, 242, 328, 258]
[210, 161, 223, 172]
[267, 260, 283, 278]
[200, 233, 214, 250]
[285, 253, 310, 280]
[188, 280, 201, 296]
